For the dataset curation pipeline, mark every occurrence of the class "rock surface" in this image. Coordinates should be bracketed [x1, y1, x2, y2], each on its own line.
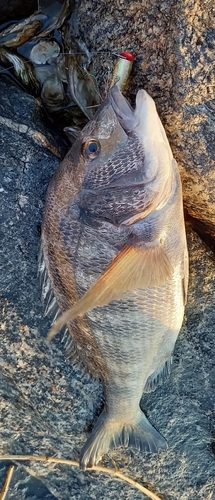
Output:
[0, 0, 37, 25]
[77, 0, 215, 228]
[0, 79, 215, 499]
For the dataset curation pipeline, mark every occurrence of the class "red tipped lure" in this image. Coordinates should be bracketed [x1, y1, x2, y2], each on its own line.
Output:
[109, 51, 134, 91]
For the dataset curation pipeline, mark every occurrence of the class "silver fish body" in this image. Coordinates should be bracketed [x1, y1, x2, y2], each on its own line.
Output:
[40, 85, 188, 469]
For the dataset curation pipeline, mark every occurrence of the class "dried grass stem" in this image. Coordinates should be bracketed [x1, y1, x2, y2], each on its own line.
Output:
[0, 465, 14, 500]
[0, 454, 162, 500]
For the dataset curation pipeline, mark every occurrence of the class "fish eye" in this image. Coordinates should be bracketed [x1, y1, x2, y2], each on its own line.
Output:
[82, 139, 100, 159]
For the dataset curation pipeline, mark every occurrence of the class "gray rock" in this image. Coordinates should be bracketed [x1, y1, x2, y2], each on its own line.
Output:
[0, 78, 215, 499]
[77, 0, 215, 229]
[0, 0, 37, 25]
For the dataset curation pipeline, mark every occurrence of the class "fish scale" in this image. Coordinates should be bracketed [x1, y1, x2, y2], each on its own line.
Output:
[41, 85, 188, 469]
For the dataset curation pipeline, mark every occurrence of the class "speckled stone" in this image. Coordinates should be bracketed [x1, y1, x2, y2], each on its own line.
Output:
[77, 0, 215, 228]
[0, 78, 215, 499]
[0, 0, 37, 24]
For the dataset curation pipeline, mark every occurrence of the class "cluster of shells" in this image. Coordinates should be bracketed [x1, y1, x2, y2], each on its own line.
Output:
[0, 0, 101, 138]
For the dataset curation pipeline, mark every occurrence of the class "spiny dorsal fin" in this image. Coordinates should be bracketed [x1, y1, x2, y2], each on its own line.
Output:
[47, 242, 173, 341]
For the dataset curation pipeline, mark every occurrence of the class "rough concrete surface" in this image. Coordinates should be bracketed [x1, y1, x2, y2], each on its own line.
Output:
[77, 0, 215, 228]
[0, 75, 215, 500]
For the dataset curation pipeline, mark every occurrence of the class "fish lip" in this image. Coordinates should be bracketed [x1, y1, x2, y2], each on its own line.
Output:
[108, 85, 136, 132]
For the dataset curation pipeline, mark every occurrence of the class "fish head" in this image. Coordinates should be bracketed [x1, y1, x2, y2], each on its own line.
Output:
[68, 90, 129, 173]
[62, 85, 174, 225]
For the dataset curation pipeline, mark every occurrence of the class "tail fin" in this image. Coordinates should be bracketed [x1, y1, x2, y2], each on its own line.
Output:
[80, 410, 166, 470]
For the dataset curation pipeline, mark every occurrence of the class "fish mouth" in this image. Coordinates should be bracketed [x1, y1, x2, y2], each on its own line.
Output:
[109, 85, 173, 166]
[109, 85, 137, 133]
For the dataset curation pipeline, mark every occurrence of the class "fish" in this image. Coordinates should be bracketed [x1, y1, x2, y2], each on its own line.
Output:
[40, 85, 188, 469]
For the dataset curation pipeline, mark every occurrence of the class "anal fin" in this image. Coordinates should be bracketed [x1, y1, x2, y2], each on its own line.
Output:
[144, 356, 173, 393]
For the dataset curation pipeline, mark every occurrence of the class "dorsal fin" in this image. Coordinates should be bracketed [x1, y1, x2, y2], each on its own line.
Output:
[47, 242, 173, 341]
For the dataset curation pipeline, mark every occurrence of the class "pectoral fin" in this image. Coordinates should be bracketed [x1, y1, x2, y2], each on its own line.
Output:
[47, 243, 173, 341]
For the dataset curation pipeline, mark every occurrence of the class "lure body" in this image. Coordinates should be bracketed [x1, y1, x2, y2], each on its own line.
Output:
[109, 52, 134, 91]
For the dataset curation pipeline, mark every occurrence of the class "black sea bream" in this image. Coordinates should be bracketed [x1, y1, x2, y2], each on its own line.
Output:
[40, 85, 188, 469]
